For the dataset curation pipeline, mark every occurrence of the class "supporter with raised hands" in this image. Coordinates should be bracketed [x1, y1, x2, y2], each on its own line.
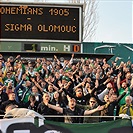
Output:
[76, 97, 101, 123]
[62, 78, 99, 105]
[7, 55, 21, 68]
[117, 72, 133, 106]
[100, 87, 128, 121]
[37, 92, 57, 121]
[45, 96, 103, 123]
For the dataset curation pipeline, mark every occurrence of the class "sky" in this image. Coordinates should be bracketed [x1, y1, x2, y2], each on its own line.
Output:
[1, 0, 133, 44]
[93, 0, 132, 44]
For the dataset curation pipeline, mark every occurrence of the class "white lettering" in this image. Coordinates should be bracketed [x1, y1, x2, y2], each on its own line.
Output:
[64, 45, 70, 52]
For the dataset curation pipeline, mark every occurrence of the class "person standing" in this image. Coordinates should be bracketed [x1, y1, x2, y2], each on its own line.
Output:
[0, 92, 21, 116]
[45, 96, 103, 123]
[119, 95, 133, 117]
[37, 92, 57, 121]
[77, 97, 100, 123]
[117, 72, 133, 106]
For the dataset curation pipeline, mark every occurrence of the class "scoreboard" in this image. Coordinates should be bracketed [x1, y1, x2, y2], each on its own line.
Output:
[0, 3, 83, 43]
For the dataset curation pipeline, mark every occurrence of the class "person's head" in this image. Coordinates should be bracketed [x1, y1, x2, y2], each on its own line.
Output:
[125, 96, 132, 105]
[121, 82, 127, 89]
[17, 61, 22, 68]
[75, 87, 83, 98]
[55, 72, 60, 79]
[59, 69, 65, 75]
[62, 76, 70, 84]
[48, 84, 54, 93]
[36, 58, 42, 64]
[68, 98, 76, 109]
[86, 77, 91, 83]
[89, 97, 97, 108]
[46, 60, 51, 66]
[29, 66, 34, 71]
[7, 85, 13, 94]
[41, 80, 46, 88]
[106, 83, 113, 89]
[25, 80, 31, 87]
[48, 74, 54, 83]
[32, 86, 39, 94]
[125, 72, 131, 80]
[71, 64, 76, 71]
[108, 88, 115, 96]
[78, 70, 83, 76]
[113, 75, 117, 83]
[109, 93, 117, 102]
[43, 93, 50, 103]
[103, 94, 109, 102]
[8, 92, 16, 100]
[5, 104, 17, 113]
[53, 91, 59, 99]
[28, 61, 32, 67]
[55, 64, 61, 70]
[9, 56, 14, 62]
[6, 71, 11, 78]
[85, 82, 92, 93]
[28, 94, 36, 102]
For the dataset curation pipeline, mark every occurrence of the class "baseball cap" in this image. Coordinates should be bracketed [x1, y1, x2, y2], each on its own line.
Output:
[62, 76, 70, 82]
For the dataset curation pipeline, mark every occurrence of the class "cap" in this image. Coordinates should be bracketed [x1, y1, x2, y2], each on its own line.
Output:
[62, 76, 70, 82]
[9, 56, 14, 59]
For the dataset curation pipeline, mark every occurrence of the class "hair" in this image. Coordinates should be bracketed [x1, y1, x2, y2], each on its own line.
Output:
[28, 94, 36, 101]
[89, 97, 97, 102]
[5, 104, 17, 111]
[43, 92, 50, 96]
[125, 95, 132, 101]
[74, 86, 82, 92]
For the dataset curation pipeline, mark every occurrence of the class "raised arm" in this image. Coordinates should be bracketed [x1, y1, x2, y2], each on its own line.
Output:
[30, 78, 43, 92]
[98, 82, 112, 101]
[130, 75, 133, 89]
[47, 103, 63, 114]
[47, 81, 59, 91]
[98, 88, 109, 101]
[117, 72, 122, 90]
[84, 105, 103, 115]
[73, 82, 83, 91]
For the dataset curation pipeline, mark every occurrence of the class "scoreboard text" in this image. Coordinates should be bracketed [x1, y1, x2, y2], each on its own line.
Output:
[0, 3, 82, 43]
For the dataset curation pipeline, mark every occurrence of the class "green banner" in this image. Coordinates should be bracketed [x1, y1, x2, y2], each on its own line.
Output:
[44, 119, 132, 133]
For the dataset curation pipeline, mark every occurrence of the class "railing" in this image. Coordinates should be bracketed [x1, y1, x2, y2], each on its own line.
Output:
[0, 115, 133, 120]
[1, 114, 132, 120]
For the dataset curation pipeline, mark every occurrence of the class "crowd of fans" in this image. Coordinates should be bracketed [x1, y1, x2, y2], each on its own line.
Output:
[0, 53, 133, 123]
